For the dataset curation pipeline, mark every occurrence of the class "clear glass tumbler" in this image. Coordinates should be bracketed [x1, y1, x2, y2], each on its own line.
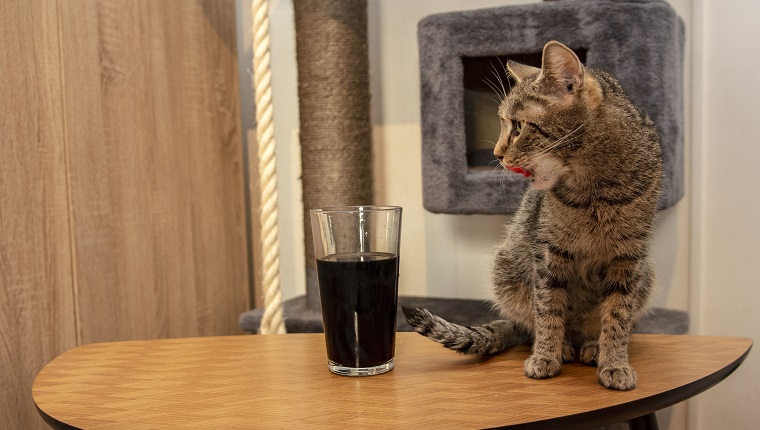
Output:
[309, 206, 402, 376]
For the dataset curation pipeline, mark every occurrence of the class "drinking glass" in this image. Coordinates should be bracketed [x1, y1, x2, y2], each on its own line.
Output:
[309, 206, 402, 376]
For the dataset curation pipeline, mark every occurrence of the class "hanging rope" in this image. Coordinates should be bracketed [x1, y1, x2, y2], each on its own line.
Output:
[252, 0, 286, 334]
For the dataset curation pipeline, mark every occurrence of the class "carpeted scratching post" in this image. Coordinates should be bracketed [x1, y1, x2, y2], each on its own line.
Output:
[294, 0, 374, 312]
[240, 0, 375, 332]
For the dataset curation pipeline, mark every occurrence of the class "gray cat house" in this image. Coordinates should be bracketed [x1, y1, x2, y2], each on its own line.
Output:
[420, 0, 684, 214]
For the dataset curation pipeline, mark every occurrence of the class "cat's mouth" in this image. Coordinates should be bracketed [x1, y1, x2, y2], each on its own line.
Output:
[505, 165, 533, 178]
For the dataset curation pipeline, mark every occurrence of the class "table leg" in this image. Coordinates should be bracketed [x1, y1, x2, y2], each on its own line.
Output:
[627, 412, 659, 430]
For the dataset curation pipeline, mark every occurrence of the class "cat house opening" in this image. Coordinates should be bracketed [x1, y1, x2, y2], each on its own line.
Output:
[463, 49, 587, 168]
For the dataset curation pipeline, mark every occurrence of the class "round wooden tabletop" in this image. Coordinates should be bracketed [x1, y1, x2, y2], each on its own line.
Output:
[33, 333, 751, 429]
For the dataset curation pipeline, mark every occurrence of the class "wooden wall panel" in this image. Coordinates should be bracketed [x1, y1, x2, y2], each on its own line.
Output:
[0, 1, 77, 428]
[2, 2, 248, 426]
[58, 0, 250, 343]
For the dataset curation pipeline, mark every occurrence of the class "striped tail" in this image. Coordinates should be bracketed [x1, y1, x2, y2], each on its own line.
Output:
[402, 306, 531, 355]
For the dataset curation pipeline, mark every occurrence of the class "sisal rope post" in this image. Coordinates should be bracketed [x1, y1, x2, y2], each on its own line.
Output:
[252, 0, 285, 334]
[294, 0, 374, 310]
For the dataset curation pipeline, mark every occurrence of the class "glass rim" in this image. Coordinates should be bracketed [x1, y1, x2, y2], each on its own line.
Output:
[309, 205, 402, 215]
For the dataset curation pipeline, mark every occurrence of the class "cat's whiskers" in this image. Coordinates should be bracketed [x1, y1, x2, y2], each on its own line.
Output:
[488, 159, 503, 177]
[482, 59, 511, 103]
[486, 159, 512, 193]
[482, 76, 506, 104]
[497, 57, 513, 94]
[490, 64, 508, 101]
[500, 164, 512, 193]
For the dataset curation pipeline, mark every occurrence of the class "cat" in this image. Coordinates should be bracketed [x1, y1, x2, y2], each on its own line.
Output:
[403, 41, 662, 391]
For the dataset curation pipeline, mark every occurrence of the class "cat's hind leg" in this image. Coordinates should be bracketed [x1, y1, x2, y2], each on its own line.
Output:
[579, 339, 599, 366]
[562, 338, 575, 363]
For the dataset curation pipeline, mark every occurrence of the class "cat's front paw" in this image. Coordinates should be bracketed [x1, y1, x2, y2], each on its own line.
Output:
[524, 354, 561, 379]
[598, 364, 637, 391]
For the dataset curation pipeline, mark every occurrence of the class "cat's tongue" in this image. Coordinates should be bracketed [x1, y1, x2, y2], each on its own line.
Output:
[507, 166, 532, 177]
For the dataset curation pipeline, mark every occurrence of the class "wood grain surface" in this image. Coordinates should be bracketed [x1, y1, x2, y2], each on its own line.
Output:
[3, 1, 248, 428]
[58, 0, 249, 343]
[33, 333, 752, 429]
[0, 1, 77, 428]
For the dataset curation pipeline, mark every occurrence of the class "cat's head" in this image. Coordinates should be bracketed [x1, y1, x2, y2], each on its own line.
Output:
[494, 41, 602, 189]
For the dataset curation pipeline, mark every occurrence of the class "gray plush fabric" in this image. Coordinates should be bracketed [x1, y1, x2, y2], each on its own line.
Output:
[239, 296, 688, 335]
[419, 0, 684, 214]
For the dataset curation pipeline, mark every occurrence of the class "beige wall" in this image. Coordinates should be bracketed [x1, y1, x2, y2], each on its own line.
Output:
[688, 0, 760, 428]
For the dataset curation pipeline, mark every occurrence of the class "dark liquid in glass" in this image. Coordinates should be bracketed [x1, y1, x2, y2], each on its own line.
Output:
[316, 252, 399, 368]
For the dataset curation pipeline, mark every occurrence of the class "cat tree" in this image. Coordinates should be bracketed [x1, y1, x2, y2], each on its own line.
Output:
[241, 0, 688, 335]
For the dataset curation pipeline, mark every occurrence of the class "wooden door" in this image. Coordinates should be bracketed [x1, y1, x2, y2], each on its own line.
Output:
[1, 1, 250, 427]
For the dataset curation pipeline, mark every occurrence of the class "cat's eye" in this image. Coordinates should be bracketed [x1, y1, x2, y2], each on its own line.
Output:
[511, 119, 523, 136]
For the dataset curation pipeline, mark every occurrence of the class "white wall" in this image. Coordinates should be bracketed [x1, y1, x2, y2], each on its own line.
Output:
[260, 0, 760, 428]
[689, 0, 760, 428]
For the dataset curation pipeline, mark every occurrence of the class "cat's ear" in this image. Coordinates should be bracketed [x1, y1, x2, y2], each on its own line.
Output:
[507, 61, 540, 83]
[539, 41, 585, 97]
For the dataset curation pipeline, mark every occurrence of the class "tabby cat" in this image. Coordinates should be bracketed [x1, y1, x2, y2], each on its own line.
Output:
[403, 41, 662, 391]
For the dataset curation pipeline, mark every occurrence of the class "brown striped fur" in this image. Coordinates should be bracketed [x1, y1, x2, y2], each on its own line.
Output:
[403, 41, 662, 390]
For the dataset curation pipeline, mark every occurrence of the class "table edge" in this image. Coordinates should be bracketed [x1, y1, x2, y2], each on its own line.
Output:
[493, 339, 753, 429]
[35, 404, 79, 430]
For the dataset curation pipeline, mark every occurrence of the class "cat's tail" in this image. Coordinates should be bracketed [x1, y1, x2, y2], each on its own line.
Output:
[402, 306, 531, 355]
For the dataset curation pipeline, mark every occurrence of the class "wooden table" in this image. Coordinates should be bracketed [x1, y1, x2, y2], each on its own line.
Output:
[33, 333, 751, 429]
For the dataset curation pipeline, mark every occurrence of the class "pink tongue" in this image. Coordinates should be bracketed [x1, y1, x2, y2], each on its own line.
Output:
[507, 166, 532, 177]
